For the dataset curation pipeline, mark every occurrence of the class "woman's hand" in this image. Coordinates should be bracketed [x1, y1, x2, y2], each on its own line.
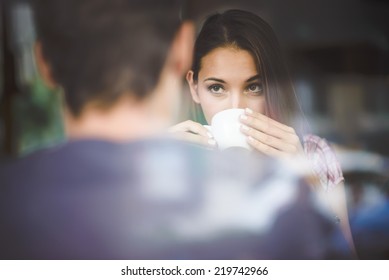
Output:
[240, 108, 303, 157]
[168, 120, 216, 148]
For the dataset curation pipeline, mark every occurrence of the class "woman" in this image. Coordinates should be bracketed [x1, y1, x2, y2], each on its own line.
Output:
[169, 9, 355, 252]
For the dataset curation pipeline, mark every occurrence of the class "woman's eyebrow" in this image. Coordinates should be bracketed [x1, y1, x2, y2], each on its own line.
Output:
[245, 74, 261, 83]
[203, 77, 226, 83]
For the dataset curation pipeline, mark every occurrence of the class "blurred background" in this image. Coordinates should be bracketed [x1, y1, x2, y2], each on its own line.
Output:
[1, 0, 389, 229]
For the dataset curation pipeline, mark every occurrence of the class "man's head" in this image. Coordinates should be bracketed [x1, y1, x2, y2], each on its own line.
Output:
[32, 0, 193, 129]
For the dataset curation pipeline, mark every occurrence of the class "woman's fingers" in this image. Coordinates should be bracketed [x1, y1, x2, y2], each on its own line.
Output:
[168, 120, 212, 138]
[168, 120, 216, 147]
[244, 108, 294, 133]
[240, 110, 295, 140]
[173, 131, 216, 147]
[240, 108, 303, 156]
[246, 136, 286, 157]
[241, 125, 299, 154]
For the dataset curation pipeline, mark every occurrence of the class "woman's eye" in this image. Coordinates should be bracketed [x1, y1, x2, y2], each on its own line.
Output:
[208, 84, 225, 94]
[246, 83, 263, 95]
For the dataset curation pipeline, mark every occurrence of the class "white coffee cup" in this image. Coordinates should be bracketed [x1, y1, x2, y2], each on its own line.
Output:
[204, 108, 251, 150]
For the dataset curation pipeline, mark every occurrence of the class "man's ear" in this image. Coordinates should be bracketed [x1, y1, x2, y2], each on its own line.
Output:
[168, 21, 195, 76]
[186, 70, 200, 104]
[34, 42, 57, 89]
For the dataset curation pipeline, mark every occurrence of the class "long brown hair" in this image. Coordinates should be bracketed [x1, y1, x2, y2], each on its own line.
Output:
[191, 9, 305, 132]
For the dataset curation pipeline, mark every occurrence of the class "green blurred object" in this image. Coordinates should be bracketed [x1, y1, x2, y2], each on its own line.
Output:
[13, 75, 64, 156]
[190, 102, 207, 125]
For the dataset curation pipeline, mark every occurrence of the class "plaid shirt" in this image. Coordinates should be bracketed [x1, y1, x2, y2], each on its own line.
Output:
[303, 134, 344, 191]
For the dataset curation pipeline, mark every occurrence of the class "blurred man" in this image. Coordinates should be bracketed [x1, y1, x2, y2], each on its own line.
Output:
[0, 0, 338, 259]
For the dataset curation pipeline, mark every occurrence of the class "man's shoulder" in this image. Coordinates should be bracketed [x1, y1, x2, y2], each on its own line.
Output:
[0, 138, 216, 188]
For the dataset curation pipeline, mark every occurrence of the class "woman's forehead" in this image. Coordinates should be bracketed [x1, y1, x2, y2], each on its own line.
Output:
[199, 47, 260, 81]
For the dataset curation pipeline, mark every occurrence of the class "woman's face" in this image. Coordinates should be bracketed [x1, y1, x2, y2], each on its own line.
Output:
[187, 47, 265, 124]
